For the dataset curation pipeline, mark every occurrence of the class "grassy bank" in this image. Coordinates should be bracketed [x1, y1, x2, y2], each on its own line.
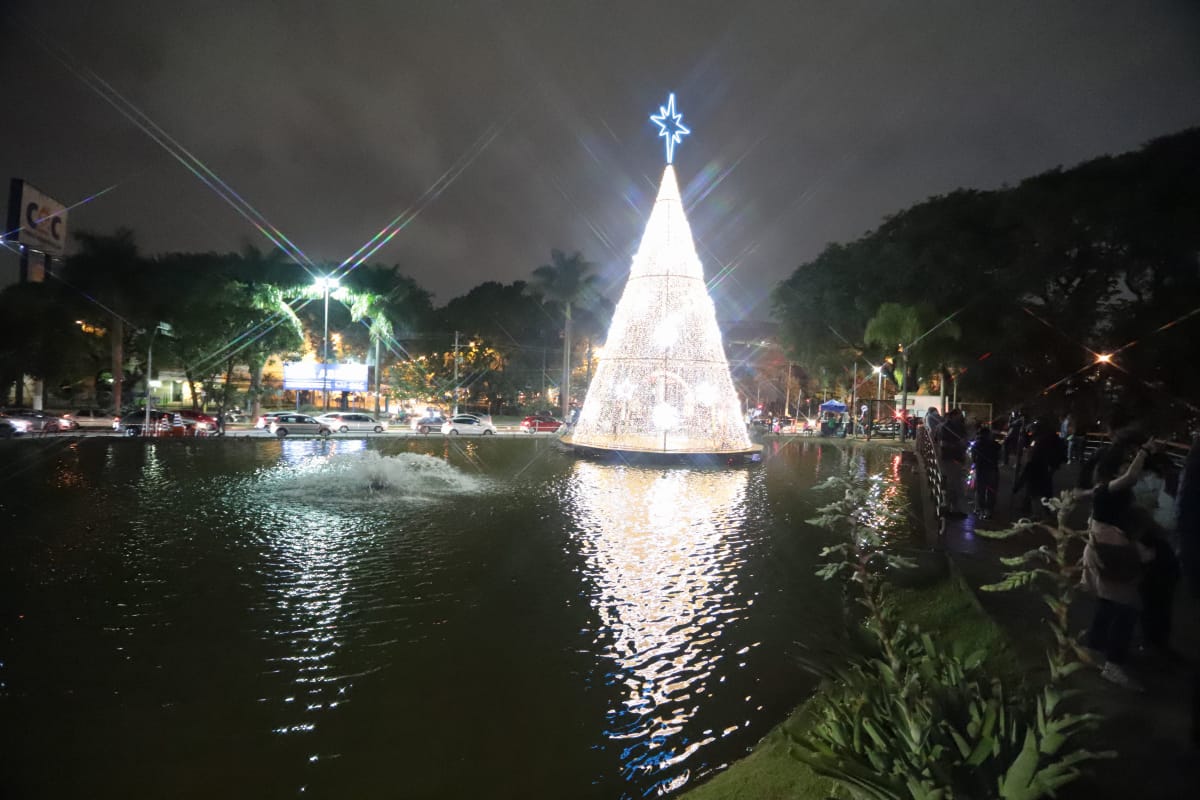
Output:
[682, 574, 1018, 800]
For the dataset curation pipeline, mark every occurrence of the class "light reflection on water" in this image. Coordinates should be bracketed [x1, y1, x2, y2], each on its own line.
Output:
[567, 462, 753, 794]
[0, 438, 914, 798]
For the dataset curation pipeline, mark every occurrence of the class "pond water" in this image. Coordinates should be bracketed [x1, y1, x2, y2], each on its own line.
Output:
[0, 437, 911, 798]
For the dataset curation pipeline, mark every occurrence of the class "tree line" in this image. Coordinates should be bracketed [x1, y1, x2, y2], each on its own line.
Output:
[0, 233, 610, 420]
[772, 127, 1200, 431]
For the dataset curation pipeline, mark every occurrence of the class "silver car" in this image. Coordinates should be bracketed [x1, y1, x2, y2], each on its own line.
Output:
[315, 412, 387, 433]
[268, 414, 332, 438]
[440, 414, 497, 436]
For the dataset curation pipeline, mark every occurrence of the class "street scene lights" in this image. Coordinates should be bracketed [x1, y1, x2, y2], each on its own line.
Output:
[315, 276, 340, 411]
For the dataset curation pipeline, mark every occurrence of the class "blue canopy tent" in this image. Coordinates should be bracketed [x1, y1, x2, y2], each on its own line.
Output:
[818, 400, 847, 414]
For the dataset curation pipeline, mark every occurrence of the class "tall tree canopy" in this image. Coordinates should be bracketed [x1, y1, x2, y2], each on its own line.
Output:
[773, 127, 1200, 426]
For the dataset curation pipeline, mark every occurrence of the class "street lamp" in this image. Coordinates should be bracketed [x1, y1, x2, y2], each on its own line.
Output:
[143, 322, 173, 436]
[315, 277, 340, 412]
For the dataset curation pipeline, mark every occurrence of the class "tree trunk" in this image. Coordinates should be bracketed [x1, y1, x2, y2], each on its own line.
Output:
[185, 370, 200, 411]
[111, 316, 124, 411]
[561, 302, 573, 419]
[248, 357, 265, 420]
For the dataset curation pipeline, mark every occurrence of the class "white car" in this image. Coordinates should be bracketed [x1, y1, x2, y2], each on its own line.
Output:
[440, 414, 497, 436]
[67, 408, 117, 429]
[316, 412, 387, 433]
[256, 411, 292, 429]
[268, 414, 332, 438]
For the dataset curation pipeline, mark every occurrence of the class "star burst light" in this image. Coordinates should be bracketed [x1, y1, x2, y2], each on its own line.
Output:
[650, 93, 690, 165]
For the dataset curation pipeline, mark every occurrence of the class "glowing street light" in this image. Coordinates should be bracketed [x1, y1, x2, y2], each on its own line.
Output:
[1095, 353, 1113, 364]
[315, 276, 340, 411]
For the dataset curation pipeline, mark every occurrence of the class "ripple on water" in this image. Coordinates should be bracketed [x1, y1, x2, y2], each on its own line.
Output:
[565, 462, 758, 794]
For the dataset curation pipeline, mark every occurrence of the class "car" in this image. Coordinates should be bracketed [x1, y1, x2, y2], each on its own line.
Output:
[316, 412, 387, 433]
[0, 413, 31, 436]
[4, 409, 66, 433]
[411, 413, 446, 434]
[116, 409, 185, 437]
[255, 411, 293, 429]
[66, 408, 116, 429]
[440, 414, 497, 436]
[176, 409, 219, 433]
[520, 414, 564, 433]
[268, 414, 331, 438]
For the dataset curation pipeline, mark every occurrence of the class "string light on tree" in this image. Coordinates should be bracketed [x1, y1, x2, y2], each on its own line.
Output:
[565, 94, 756, 458]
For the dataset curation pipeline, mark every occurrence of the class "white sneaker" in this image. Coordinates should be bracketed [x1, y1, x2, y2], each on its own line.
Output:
[1100, 662, 1145, 692]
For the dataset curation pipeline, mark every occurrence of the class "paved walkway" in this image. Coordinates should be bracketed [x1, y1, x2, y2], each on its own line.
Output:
[917, 452, 1199, 798]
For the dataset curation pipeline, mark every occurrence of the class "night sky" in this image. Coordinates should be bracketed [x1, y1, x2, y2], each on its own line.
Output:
[2, 1, 1199, 318]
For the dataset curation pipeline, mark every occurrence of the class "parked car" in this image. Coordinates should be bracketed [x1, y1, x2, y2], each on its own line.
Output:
[440, 414, 497, 436]
[66, 408, 116, 429]
[520, 414, 564, 433]
[411, 413, 446, 434]
[316, 412, 387, 433]
[255, 411, 293, 429]
[176, 409, 219, 433]
[268, 414, 331, 438]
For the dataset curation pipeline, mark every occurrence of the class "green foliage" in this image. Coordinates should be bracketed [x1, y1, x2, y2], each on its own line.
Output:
[977, 491, 1096, 682]
[791, 626, 1110, 800]
[772, 128, 1200, 421]
[795, 475, 1108, 798]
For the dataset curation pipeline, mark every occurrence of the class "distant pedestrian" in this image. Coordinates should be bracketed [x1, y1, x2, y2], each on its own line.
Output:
[924, 407, 943, 441]
[1013, 419, 1067, 518]
[939, 409, 968, 515]
[971, 425, 1001, 518]
[1003, 409, 1025, 467]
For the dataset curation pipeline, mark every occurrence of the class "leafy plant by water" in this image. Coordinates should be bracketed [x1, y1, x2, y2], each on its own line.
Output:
[975, 491, 1095, 682]
[790, 471, 1109, 799]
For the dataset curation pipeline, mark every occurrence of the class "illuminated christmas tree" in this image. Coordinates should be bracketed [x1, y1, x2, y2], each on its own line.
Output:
[566, 95, 754, 456]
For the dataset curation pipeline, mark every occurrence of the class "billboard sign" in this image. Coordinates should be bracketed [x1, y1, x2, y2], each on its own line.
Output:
[283, 362, 369, 392]
[5, 180, 68, 255]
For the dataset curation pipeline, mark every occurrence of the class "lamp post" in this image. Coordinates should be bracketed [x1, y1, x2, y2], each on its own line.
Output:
[315, 277, 339, 412]
[143, 322, 172, 437]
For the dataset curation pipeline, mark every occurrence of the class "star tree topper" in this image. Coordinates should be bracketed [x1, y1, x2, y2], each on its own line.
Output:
[650, 93, 690, 165]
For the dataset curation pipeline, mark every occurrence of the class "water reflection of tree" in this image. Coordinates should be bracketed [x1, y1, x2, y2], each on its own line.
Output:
[567, 462, 750, 793]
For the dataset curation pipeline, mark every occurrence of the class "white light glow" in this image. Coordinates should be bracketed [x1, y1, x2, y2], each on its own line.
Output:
[649, 93, 691, 165]
[570, 166, 752, 454]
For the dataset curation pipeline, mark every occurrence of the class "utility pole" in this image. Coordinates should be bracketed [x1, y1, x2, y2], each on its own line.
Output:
[374, 335, 382, 419]
[452, 330, 461, 415]
[784, 362, 792, 419]
[850, 360, 857, 439]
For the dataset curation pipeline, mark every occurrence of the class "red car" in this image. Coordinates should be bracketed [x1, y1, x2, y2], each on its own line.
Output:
[176, 409, 219, 433]
[520, 415, 564, 433]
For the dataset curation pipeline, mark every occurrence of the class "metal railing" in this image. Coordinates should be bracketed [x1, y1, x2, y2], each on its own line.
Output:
[916, 425, 948, 518]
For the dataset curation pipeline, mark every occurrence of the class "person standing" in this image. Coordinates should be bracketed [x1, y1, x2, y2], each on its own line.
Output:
[971, 425, 1001, 519]
[1080, 442, 1158, 691]
[1013, 419, 1067, 518]
[1003, 409, 1025, 467]
[938, 409, 968, 516]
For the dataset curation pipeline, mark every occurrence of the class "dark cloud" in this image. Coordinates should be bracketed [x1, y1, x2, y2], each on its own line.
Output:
[2, 1, 1198, 317]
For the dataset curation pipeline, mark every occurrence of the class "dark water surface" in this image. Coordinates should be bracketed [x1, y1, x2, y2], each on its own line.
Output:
[0, 437, 909, 799]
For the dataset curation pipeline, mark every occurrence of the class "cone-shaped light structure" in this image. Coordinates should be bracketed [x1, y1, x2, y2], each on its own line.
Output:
[565, 165, 753, 456]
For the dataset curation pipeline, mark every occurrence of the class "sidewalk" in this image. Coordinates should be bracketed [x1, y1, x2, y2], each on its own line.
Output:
[924, 456, 1199, 798]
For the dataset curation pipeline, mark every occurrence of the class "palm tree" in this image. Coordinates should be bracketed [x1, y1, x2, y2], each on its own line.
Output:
[864, 303, 960, 440]
[528, 250, 598, 419]
[237, 246, 307, 418]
